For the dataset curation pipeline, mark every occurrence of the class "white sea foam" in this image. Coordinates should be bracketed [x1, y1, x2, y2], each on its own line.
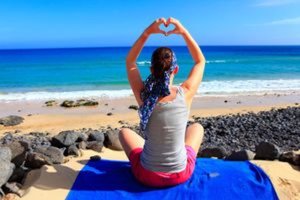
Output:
[198, 79, 300, 96]
[206, 60, 227, 64]
[0, 89, 133, 101]
[138, 60, 230, 65]
[136, 61, 151, 65]
[0, 79, 299, 101]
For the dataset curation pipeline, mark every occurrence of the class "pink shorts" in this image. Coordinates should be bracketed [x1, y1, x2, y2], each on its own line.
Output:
[129, 145, 197, 188]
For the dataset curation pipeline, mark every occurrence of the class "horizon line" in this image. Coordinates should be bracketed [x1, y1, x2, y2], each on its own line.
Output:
[1, 44, 300, 51]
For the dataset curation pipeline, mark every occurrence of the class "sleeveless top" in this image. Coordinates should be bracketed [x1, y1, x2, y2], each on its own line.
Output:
[140, 86, 189, 173]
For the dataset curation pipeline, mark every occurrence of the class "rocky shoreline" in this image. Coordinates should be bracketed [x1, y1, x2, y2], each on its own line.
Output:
[0, 106, 299, 198]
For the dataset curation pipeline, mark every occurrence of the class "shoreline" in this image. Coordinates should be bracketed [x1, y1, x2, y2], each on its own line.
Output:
[0, 91, 299, 135]
[1, 87, 300, 102]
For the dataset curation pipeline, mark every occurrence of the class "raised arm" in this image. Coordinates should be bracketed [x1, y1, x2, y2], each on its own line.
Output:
[167, 18, 205, 104]
[126, 18, 167, 106]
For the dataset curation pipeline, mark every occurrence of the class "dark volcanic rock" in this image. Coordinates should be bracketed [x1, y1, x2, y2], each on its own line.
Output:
[77, 132, 88, 142]
[255, 142, 280, 160]
[279, 151, 300, 166]
[77, 99, 98, 106]
[86, 141, 103, 153]
[3, 141, 29, 167]
[0, 159, 15, 187]
[104, 130, 123, 151]
[226, 150, 255, 161]
[60, 99, 98, 107]
[25, 145, 65, 169]
[25, 153, 48, 169]
[28, 132, 48, 137]
[128, 105, 138, 110]
[77, 141, 87, 150]
[52, 130, 80, 147]
[60, 100, 78, 108]
[0, 147, 12, 162]
[0, 133, 14, 145]
[198, 147, 227, 159]
[90, 155, 101, 161]
[194, 106, 300, 153]
[45, 100, 57, 107]
[3, 182, 23, 197]
[29, 136, 51, 150]
[0, 116, 24, 126]
[34, 146, 64, 164]
[8, 167, 28, 183]
[118, 120, 125, 124]
[66, 145, 81, 157]
[88, 131, 104, 143]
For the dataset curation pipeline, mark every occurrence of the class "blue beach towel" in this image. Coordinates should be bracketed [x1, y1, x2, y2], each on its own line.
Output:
[67, 158, 278, 200]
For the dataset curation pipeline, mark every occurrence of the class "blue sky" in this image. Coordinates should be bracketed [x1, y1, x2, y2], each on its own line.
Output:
[0, 0, 300, 49]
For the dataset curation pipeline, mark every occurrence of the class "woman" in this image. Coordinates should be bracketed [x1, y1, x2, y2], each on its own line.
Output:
[119, 17, 205, 187]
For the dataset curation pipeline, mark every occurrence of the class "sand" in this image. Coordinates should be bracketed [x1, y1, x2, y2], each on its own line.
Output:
[0, 92, 299, 199]
[17, 149, 127, 200]
[15, 149, 300, 200]
[1, 92, 299, 135]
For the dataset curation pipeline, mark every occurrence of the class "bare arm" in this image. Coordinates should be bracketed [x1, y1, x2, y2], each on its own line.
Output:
[126, 18, 167, 106]
[167, 18, 206, 104]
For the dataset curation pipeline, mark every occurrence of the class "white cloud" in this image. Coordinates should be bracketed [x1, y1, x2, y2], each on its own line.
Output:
[254, 0, 298, 7]
[267, 17, 300, 25]
[247, 16, 300, 26]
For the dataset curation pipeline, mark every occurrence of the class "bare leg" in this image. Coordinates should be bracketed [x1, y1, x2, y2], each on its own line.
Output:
[119, 128, 145, 159]
[185, 123, 204, 154]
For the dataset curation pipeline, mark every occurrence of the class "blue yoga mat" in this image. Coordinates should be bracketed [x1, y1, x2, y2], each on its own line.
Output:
[67, 158, 278, 200]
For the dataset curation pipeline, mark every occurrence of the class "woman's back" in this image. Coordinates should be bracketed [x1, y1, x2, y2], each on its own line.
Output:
[141, 86, 189, 173]
[121, 17, 205, 187]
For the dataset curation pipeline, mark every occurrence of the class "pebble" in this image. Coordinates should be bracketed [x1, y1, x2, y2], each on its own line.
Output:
[90, 155, 102, 161]
[128, 105, 138, 110]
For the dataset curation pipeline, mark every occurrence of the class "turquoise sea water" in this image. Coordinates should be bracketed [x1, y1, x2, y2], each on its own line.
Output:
[0, 46, 299, 100]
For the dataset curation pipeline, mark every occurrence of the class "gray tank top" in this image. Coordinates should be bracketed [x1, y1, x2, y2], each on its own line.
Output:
[140, 86, 189, 173]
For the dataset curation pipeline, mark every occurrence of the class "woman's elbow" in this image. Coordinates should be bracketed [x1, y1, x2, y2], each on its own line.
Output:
[195, 57, 205, 66]
[126, 57, 135, 66]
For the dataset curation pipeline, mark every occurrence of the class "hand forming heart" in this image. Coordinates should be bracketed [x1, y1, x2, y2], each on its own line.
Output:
[159, 23, 175, 35]
[145, 17, 186, 36]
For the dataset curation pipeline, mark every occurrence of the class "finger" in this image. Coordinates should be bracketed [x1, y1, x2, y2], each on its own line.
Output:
[169, 17, 177, 25]
[166, 29, 177, 36]
[167, 17, 171, 26]
[157, 17, 165, 25]
[170, 17, 178, 21]
[162, 18, 167, 27]
[159, 18, 167, 27]
[157, 29, 166, 35]
[153, 18, 160, 25]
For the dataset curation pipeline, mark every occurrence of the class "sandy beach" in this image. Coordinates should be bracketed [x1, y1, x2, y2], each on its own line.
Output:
[12, 148, 299, 200]
[1, 92, 300, 200]
[1, 91, 299, 135]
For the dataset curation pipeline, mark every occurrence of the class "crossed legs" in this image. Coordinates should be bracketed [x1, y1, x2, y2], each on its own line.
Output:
[119, 123, 204, 159]
[119, 128, 145, 158]
[184, 123, 204, 154]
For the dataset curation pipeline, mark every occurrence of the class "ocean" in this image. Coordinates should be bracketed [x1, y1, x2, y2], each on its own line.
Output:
[0, 46, 300, 101]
